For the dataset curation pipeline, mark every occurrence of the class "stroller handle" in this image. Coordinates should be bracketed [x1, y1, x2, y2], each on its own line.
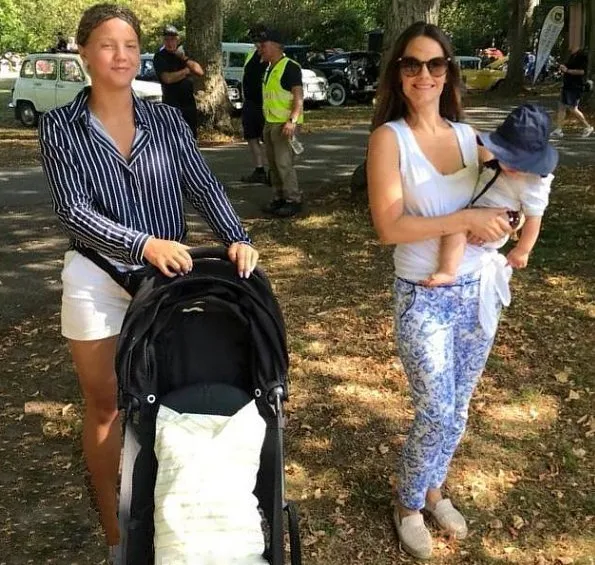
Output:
[188, 246, 231, 263]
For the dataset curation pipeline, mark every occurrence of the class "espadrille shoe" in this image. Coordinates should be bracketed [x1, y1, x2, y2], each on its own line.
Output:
[425, 498, 468, 539]
[393, 509, 433, 560]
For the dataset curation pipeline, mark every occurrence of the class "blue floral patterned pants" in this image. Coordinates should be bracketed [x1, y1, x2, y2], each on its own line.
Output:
[394, 273, 498, 510]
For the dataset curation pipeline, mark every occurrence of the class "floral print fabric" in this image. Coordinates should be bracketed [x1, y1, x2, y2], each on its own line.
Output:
[394, 272, 499, 509]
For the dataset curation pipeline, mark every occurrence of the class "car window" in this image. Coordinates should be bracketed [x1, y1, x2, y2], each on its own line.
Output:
[138, 58, 155, 79]
[20, 60, 34, 78]
[329, 55, 348, 64]
[60, 59, 85, 82]
[35, 59, 57, 80]
[228, 51, 246, 68]
[459, 59, 480, 70]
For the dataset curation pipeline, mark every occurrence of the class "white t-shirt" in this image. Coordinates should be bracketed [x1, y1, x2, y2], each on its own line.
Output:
[472, 167, 553, 217]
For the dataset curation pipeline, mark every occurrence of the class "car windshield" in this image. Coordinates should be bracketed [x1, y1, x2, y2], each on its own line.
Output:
[328, 55, 348, 64]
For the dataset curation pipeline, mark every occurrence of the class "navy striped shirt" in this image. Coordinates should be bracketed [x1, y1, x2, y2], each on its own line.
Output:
[39, 87, 251, 266]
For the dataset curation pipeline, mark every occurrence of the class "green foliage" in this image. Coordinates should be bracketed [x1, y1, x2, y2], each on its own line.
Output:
[0, 0, 184, 54]
[222, 0, 385, 49]
[438, 0, 510, 55]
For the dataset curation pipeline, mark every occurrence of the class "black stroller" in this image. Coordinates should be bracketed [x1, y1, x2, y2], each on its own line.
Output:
[107, 247, 301, 565]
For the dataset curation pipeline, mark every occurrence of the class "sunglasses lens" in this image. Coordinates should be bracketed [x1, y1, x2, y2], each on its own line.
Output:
[428, 58, 449, 76]
[400, 57, 422, 76]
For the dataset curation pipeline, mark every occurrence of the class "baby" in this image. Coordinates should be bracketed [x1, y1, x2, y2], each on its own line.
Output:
[424, 104, 558, 287]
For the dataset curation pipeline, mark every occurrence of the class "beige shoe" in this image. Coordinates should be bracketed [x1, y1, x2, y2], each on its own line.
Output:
[425, 498, 468, 539]
[393, 509, 433, 560]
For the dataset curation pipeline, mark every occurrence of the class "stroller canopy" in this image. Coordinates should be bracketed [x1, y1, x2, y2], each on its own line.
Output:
[115, 247, 289, 412]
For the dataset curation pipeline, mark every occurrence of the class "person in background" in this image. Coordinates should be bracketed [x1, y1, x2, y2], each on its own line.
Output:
[367, 21, 513, 559]
[258, 27, 304, 218]
[38, 4, 258, 562]
[153, 24, 204, 139]
[55, 31, 68, 52]
[551, 45, 593, 138]
[240, 26, 269, 184]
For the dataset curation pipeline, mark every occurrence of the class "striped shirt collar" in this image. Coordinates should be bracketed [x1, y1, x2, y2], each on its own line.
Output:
[66, 86, 150, 129]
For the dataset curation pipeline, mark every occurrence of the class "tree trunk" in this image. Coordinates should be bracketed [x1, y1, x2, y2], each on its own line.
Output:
[584, 0, 595, 108]
[503, 0, 539, 93]
[184, 0, 232, 133]
[382, 0, 441, 69]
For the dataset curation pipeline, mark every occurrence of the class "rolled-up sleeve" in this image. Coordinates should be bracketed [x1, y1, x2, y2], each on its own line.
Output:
[39, 114, 151, 264]
[173, 115, 252, 246]
[521, 173, 553, 217]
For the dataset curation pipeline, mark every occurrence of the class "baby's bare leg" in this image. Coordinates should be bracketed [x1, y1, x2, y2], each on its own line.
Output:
[422, 233, 467, 287]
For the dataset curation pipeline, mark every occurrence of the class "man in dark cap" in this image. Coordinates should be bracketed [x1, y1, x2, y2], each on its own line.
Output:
[239, 26, 270, 184]
[154, 25, 204, 138]
[258, 28, 304, 218]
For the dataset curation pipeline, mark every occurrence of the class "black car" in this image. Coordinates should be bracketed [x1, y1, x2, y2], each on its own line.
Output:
[137, 53, 243, 111]
[310, 51, 380, 106]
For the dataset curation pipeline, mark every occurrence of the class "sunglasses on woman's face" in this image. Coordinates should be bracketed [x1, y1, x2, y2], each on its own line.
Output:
[397, 56, 450, 77]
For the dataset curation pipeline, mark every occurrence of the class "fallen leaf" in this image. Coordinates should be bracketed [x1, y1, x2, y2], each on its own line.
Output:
[512, 515, 525, 530]
[566, 390, 580, 401]
[555, 371, 569, 383]
[378, 443, 389, 455]
[314, 488, 322, 499]
[489, 518, 503, 529]
[571, 447, 586, 458]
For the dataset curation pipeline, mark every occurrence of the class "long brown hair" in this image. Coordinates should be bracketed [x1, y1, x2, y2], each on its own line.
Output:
[372, 22, 463, 130]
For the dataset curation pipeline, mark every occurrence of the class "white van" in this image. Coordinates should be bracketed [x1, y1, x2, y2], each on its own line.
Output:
[221, 42, 328, 104]
[9, 52, 162, 126]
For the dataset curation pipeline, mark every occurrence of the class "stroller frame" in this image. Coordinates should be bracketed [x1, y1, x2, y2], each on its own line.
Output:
[81, 246, 302, 565]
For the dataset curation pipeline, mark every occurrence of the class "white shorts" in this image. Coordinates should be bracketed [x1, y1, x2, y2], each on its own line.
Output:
[61, 250, 132, 341]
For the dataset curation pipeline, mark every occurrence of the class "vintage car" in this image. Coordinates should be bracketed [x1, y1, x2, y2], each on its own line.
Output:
[309, 50, 380, 106]
[456, 55, 507, 91]
[221, 42, 328, 107]
[9, 52, 162, 127]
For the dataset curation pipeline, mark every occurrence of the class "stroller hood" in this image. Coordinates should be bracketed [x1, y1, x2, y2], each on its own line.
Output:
[115, 247, 289, 411]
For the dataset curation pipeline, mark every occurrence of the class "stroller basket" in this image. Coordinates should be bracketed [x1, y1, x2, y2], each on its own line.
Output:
[113, 247, 302, 565]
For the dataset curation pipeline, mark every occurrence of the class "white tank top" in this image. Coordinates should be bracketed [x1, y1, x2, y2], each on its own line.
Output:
[384, 118, 485, 281]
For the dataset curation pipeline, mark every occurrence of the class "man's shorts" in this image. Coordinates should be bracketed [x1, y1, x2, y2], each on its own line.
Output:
[61, 250, 131, 341]
[242, 99, 265, 140]
[561, 87, 582, 108]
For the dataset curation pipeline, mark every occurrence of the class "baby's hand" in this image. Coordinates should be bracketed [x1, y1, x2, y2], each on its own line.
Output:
[507, 246, 530, 269]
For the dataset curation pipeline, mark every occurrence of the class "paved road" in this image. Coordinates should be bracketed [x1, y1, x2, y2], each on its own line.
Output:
[1, 106, 593, 329]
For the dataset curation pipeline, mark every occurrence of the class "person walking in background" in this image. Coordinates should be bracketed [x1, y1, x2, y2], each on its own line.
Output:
[38, 4, 258, 562]
[551, 45, 593, 138]
[367, 21, 513, 559]
[240, 27, 269, 184]
[154, 24, 204, 139]
[258, 28, 304, 218]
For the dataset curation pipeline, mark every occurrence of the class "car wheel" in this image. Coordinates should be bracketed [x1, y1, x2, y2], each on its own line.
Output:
[18, 102, 38, 127]
[327, 82, 347, 106]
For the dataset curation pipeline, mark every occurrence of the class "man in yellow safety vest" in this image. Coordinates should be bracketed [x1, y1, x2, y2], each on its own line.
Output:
[257, 28, 304, 218]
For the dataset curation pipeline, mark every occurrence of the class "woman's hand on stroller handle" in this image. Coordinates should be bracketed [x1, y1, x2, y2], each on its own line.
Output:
[227, 242, 259, 279]
[143, 237, 193, 278]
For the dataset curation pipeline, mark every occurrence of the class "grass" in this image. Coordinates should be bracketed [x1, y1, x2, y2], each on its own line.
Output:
[1, 163, 593, 563]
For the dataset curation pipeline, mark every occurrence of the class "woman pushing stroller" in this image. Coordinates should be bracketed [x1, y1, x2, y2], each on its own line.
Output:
[38, 4, 258, 561]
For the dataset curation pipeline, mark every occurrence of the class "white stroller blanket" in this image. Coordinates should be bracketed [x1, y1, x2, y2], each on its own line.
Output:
[153, 400, 268, 565]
